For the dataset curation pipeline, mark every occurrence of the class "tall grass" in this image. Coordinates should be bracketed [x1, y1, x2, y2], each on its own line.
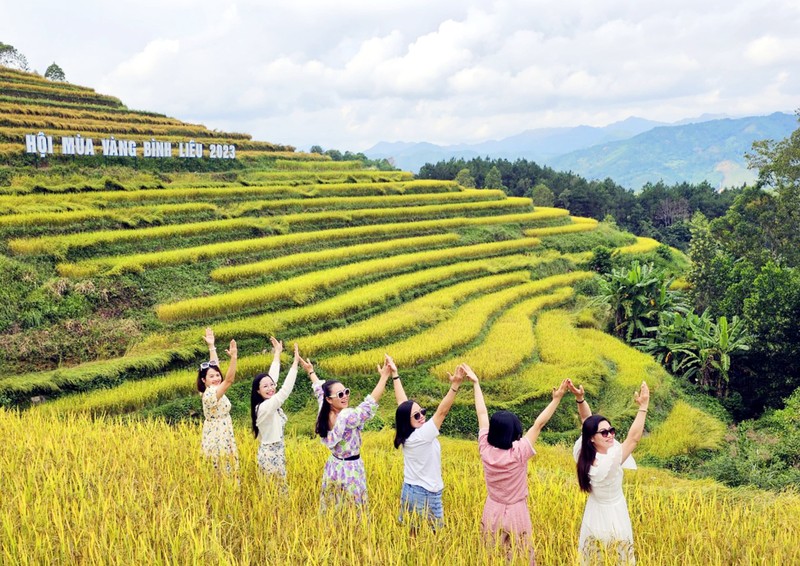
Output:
[524, 216, 599, 237]
[57, 210, 559, 276]
[11, 200, 536, 257]
[320, 284, 574, 376]
[638, 400, 726, 459]
[209, 234, 460, 282]
[1, 410, 797, 565]
[296, 272, 532, 354]
[210, 254, 548, 338]
[429, 273, 594, 379]
[155, 239, 541, 322]
[0, 185, 494, 216]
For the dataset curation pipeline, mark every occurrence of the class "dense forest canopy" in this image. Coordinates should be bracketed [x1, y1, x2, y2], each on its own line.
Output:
[418, 157, 742, 251]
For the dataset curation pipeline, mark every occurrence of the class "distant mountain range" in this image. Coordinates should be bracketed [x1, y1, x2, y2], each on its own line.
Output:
[363, 112, 797, 190]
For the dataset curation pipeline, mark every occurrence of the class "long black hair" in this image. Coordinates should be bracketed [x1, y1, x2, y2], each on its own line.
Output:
[250, 373, 274, 438]
[577, 414, 608, 493]
[394, 400, 416, 449]
[196, 364, 221, 393]
[487, 410, 523, 450]
[315, 380, 342, 439]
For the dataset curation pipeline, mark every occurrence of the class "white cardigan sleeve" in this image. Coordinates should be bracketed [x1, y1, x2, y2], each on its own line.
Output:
[255, 364, 298, 430]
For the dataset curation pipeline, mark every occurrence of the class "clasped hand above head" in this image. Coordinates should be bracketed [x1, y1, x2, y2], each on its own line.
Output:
[459, 363, 479, 383]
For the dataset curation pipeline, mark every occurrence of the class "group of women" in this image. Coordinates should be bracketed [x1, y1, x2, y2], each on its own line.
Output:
[197, 327, 650, 565]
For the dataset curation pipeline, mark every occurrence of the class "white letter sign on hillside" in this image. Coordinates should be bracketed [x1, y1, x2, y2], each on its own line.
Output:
[24, 132, 236, 159]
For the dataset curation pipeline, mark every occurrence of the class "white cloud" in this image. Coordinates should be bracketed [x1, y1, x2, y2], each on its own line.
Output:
[109, 39, 181, 80]
[2, 0, 798, 150]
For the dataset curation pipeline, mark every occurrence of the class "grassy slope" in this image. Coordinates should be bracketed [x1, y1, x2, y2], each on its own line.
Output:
[1, 67, 720, 466]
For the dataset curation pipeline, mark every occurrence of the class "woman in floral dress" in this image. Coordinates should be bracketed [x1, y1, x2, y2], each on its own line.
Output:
[197, 327, 239, 474]
[310, 354, 393, 510]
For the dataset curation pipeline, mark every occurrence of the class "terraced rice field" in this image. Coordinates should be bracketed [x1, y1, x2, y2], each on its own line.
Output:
[0, 65, 719, 461]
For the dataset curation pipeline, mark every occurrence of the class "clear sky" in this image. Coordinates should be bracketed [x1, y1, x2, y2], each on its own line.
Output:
[2, 0, 798, 152]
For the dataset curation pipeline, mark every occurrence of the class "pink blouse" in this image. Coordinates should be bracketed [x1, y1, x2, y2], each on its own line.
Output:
[478, 428, 535, 505]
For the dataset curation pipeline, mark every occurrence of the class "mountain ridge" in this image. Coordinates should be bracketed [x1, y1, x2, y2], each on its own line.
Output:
[364, 112, 797, 190]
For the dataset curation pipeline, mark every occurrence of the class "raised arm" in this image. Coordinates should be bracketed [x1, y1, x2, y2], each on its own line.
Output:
[259, 344, 300, 418]
[567, 379, 592, 423]
[203, 327, 219, 365]
[298, 354, 320, 385]
[524, 379, 568, 446]
[215, 339, 237, 400]
[463, 364, 489, 430]
[432, 365, 464, 429]
[388, 356, 407, 404]
[267, 336, 283, 381]
[370, 354, 393, 403]
[621, 381, 649, 463]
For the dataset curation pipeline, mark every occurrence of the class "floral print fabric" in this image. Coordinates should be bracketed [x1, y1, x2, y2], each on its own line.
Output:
[201, 386, 239, 473]
[257, 439, 287, 477]
[312, 382, 378, 509]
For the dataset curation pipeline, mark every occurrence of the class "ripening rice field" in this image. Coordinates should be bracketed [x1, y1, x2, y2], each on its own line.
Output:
[0, 69, 708, 443]
[2, 410, 799, 565]
[4, 65, 796, 564]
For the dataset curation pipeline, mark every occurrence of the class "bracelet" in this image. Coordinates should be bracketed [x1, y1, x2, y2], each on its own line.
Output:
[309, 371, 317, 376]
[392, 376, 401, 381]
[576, 399, 585, 404]
[638, 409, 648, 413]
[450, 387, 459, 393]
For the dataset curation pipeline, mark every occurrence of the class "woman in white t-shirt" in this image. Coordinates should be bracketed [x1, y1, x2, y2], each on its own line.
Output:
[391, 359, 464, 530]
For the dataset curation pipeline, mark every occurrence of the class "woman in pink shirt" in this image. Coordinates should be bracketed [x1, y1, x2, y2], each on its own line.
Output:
[466, 363, 568, 566]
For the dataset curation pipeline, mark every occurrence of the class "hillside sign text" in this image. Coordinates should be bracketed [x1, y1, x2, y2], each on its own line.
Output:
[25, 132, 236, 159]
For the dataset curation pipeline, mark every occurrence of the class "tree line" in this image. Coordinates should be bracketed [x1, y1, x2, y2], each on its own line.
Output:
[418, 158, 740, 251]
[1, 41, 66, 81]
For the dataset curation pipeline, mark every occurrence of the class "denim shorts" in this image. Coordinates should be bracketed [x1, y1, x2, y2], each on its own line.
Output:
[399, 482, 444, 528]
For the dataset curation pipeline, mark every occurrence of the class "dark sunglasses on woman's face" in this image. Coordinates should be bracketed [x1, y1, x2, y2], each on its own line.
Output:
[596, 427, 616, 438]
[413, 408, 427, 421]
[327, 388, 350, 400]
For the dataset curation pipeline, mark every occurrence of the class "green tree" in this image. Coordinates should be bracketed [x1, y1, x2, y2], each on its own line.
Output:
[530, 183, 555, 207]
[44, 62, 66, 81]
[589, 246, 614, 274]
[638, 311, 750, 398]
[673, 313, 749, 398]
[0, 42, 29, 71]
[483, 166, 505, 190]
[514, 177, 531, 198]
[454, 168, 476, 188]
[596, 261, 687, 342]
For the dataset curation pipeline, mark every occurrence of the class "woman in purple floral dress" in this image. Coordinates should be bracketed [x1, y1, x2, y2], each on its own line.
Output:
[306, 353, 393, 510]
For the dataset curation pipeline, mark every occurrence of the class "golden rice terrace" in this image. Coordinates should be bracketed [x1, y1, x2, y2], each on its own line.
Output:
[0, 67, 718, 463]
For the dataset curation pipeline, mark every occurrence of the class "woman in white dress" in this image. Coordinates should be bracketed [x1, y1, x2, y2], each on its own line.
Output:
[569, 379, 649, 565]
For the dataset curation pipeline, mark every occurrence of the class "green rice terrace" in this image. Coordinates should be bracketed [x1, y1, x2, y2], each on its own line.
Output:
[0, 66, 721, 462]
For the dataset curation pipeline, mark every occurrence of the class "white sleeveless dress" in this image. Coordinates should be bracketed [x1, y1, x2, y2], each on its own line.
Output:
[573, 439, 636, 564]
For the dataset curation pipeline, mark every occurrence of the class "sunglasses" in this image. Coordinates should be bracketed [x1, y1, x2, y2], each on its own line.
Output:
[327, 388, 350, 400]
[199, 361, 218, 370]
[413, 408, 427, 421]
[596, 427, 616, 438]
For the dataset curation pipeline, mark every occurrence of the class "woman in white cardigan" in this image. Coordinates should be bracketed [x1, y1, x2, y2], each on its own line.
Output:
[249, 339, 300, 478]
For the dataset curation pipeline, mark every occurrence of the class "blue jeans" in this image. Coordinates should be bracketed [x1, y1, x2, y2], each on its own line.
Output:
[399, 482, 444, 528]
